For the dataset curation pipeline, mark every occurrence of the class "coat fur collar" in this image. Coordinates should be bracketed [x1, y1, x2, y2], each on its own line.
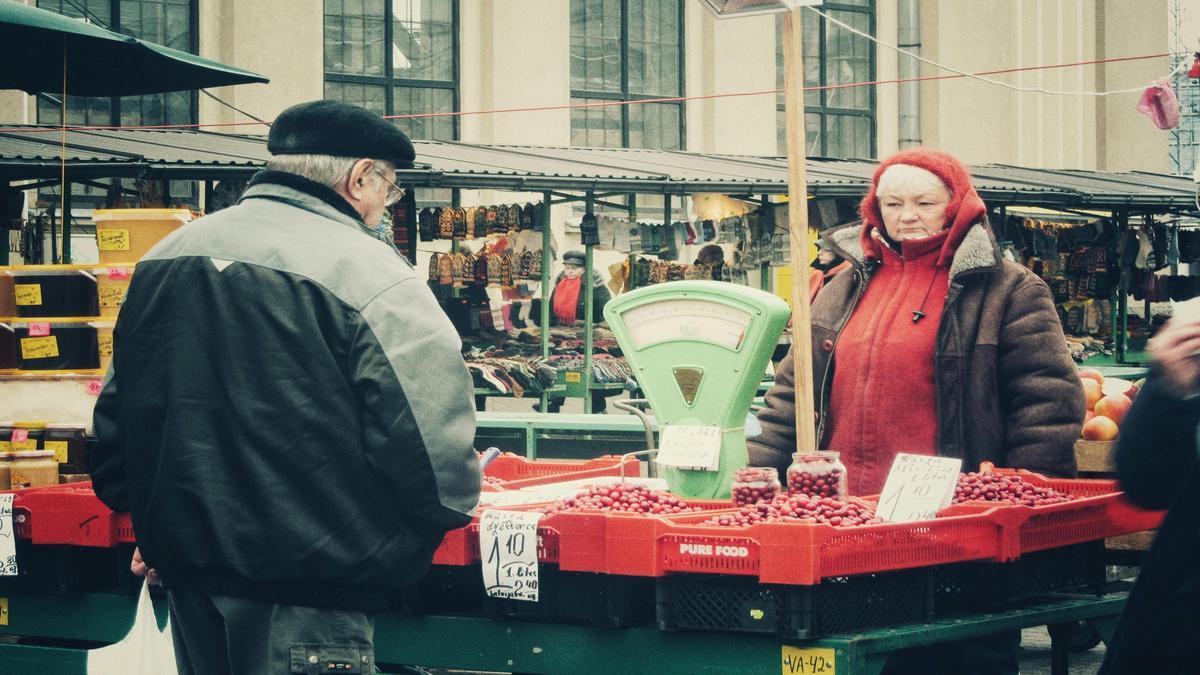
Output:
[824, 220, 1001, 279]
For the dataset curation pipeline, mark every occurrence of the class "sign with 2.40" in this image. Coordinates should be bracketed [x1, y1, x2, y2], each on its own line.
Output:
[479, 510, 541, 602]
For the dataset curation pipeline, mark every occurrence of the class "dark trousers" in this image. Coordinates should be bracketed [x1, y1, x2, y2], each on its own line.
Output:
[168, 587, 375, 675]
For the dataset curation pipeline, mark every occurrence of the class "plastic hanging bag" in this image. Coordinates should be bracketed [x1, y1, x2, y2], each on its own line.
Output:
[87, 579, 179, 675]
[1135, 78, 1181, 130]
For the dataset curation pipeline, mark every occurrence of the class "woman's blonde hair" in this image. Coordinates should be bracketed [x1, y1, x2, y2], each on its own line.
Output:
[875, 163, 950, 199]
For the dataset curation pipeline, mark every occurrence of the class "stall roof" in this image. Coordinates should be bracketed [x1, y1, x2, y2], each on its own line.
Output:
[0, 125, 1195, 211]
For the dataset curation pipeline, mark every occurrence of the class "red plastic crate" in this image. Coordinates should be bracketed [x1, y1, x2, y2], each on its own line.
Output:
[605, 506, 1011, 585]
[5, 482, 127, 548]
[962, 469, 1164, 557]
[483, 453, 641, 486]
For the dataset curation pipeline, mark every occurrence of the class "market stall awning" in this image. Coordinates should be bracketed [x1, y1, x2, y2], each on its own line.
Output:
[0, 0, 268, 95]
[0, 125, 1196, 212]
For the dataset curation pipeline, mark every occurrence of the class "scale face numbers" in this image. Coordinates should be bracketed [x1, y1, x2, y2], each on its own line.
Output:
[622, 299, 751, 351]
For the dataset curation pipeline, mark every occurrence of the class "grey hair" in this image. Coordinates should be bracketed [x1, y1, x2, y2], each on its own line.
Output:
[875, 164, 951, 199]
[265, 154, 362, 190]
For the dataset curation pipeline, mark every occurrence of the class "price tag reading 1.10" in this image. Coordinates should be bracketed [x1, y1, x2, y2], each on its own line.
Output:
[479, 509, 541, 603]
[781, 646, 836, 674]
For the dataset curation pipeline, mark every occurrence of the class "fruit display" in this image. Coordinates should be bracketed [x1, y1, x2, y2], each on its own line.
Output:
[1076, 368, 1135, 441]
[785, 451, 847, 500]
[730, 466, 782, 506]
[539, 483, 700, 516]
[952, 471, 1076, 506]
[700, 494, 881, 528]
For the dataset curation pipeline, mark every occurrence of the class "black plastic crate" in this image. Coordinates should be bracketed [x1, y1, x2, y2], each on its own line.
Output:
[485, 565, 654, 627]
[935, 541, 1105, 611]
[656, 569, 935, 640]
[401, 564, 485, 614]
[0, 541, 137, 595]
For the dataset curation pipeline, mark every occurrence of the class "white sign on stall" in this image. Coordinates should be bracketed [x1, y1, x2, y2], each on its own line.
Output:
[654, 425, 722, 471]
[0, 494, 18, 575]
[479, 509, 541, 602]
[875, 454, 962, 523]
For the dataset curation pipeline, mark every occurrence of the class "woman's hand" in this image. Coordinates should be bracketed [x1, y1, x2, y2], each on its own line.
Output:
[1148, 318, 1200, 397]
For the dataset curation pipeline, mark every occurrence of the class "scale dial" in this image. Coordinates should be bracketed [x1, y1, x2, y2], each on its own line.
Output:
[621, 298, 751, 351]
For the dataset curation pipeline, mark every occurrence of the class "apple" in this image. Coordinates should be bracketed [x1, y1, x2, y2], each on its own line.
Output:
[1078, 368, 1105, 386]
[1081, 415, 1119, 441]
[1094, 393, 1132, 425]
[1101, 378, 1132, 397]
[1081, 379, 1102, 410]
[1084, 410, 1096, 424]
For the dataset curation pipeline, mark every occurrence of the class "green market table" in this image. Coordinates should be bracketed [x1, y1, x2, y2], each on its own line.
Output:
[0, 589, 1125, 674]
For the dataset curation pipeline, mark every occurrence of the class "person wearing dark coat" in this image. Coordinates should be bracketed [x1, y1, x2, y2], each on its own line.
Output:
[549, 249, 612, 326]
[1098, 317, 1200, 675]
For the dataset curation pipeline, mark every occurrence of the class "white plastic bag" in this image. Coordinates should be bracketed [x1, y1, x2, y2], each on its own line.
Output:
[87, 579, 179, 675]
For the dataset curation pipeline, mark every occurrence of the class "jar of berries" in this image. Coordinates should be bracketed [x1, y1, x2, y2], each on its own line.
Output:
[786, 451, 847, 500]
[730, 466, 782, 506]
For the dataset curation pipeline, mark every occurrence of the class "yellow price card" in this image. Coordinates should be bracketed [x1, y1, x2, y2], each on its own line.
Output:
[98, 285, 125, 307]
[782, 646, 836, 674]
[98, 333, 114, 356]
[97, 229, 130, 251]
[564, 371, 582, 383]
[20, 335, 59, 360]
[14, 284, 42, 306]
[44, 440, 70, 464]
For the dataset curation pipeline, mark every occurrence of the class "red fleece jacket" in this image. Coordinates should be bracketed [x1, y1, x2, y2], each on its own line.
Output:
[825, 231, 951, 495]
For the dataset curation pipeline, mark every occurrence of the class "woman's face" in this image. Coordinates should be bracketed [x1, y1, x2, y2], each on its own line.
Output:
[562, 263, 584, 279]
[878, 178, 951, 242]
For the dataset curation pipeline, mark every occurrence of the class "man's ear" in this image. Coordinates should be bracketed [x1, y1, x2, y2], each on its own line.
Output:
[344, 159, 375, 201]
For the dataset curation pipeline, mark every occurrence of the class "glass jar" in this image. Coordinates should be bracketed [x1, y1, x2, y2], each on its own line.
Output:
[44, 423, 86, 474]
[786, 451, 848, 500]
[10, 450, 58, 489]
[0, 454, 12, 490]
[730, 466, 782, 506]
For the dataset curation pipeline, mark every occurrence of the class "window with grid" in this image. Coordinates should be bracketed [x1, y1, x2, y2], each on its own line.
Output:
[324, 0, 458, 141]
[36, 0, 196, 128]
[570, 0, 684, 150]
[776, 1, 874, 159]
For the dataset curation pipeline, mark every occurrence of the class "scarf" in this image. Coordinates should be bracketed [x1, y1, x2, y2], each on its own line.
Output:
[553, 276, 583, 325]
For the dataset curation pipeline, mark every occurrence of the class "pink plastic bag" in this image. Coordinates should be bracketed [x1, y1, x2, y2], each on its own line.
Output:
[1136, 78, 1181, 130]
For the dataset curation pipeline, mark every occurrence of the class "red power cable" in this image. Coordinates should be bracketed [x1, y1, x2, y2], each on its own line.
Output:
[0, 51, 1173, 134]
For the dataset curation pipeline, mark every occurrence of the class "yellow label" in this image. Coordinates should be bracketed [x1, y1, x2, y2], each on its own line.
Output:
[0, 598, 8, 626]
[20, 336, 59, 360]
[782, 646, 836, 675]
[98, 333, 114, 356]
[10, 440, 37, 452]
[0, 441, 9, 453]
[564, 371, 582, 383]
[13, 284, 42, 306]
[44, 440, 69, 464]
[98, 285, 125, 307]
[97, 229, 130, 251]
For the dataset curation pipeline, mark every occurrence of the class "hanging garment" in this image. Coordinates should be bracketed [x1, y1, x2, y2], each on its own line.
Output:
[1136, 78, 1181, 130]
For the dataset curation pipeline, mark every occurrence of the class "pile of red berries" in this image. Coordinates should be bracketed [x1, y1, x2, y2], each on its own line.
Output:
[539, 483, 700, 516]
[701, 494, 881, 528]
[952, 472, 1076, 506]
[786, 468, 845, 499]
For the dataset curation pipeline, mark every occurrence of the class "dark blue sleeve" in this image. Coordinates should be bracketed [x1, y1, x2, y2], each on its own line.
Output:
[1116, 373, 1200, 510]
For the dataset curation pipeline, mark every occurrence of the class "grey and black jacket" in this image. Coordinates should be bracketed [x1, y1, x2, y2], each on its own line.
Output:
[90, 171, 480, 610]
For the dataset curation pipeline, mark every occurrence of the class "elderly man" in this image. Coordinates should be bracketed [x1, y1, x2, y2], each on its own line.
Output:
[89, 100, 480, 674]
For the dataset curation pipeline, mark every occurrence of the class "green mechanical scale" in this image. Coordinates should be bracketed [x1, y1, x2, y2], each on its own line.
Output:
[604, 281, 791, 498]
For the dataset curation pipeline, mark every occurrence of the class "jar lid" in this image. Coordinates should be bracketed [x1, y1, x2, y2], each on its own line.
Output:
[12, 450, 54, 459]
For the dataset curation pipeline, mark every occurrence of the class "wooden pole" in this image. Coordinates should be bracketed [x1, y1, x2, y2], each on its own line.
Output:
[782, 7, 818, 454]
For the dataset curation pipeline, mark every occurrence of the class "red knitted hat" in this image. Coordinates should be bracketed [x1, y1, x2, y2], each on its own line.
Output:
[858, 148, 987, 267]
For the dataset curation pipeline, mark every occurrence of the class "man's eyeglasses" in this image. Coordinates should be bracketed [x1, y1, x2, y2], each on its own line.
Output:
[373, 168, 407, 206]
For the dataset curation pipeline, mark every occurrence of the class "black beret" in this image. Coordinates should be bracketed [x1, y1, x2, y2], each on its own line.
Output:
[268, 100, 416, 169]
[562, 250, 586, 265]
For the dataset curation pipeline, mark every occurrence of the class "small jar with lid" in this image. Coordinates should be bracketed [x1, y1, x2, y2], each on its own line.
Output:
[0, 422, 12, 455]
[730, 466, 782, 506]
[10, 450, 58, 489]
[44, 424, 86, 474]
[786, 451, 847, 500]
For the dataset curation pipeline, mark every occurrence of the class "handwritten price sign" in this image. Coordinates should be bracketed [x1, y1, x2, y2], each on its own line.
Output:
[0, 495, 18, 576]
[876, 454, 962, 523]
[655, 424, 722, 471]
[479, 510, 541, 603]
